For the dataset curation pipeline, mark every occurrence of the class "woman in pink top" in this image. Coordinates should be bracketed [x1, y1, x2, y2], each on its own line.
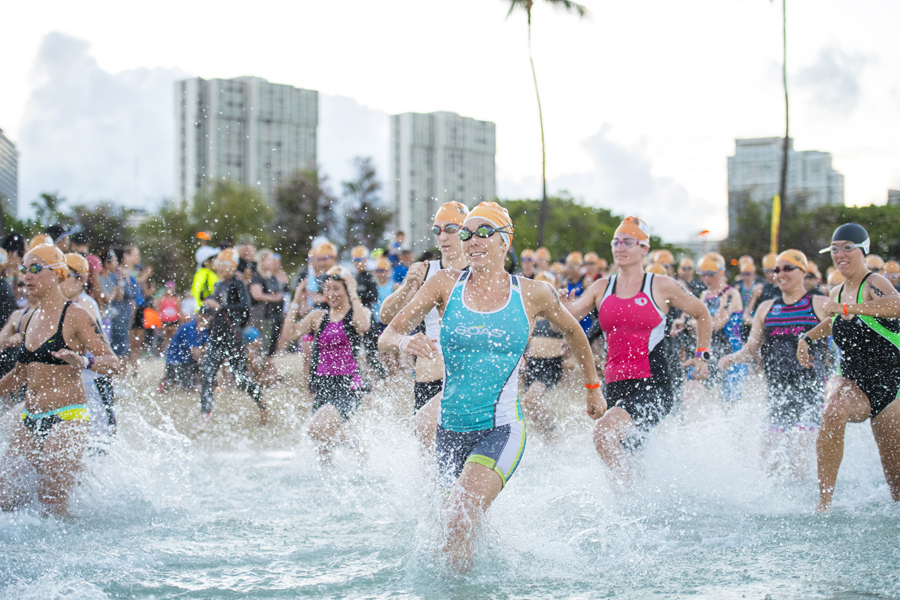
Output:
[278, 266, 371, 463]
[567, 217, 712, 490]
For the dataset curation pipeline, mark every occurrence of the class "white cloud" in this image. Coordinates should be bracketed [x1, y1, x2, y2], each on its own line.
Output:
[17, 32, 188, 214]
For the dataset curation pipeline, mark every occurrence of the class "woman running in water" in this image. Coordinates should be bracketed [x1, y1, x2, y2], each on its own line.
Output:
[279, 266, 371, 463]
[0, 243, 121, 517]
[566, 217, 711, 490]
[379, 202, 469, 446]
[797, 223, 900, 512]
[521, 271, 566, 440]
[692, 253, 745, 405]
[719, 250, 829, 476]
[380, 202, 603, 573]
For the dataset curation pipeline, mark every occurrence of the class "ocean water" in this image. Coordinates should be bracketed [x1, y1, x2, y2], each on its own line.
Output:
[1, 359, 899, 599]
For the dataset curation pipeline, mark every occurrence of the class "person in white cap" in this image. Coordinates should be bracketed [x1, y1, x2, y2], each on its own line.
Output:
[192, 246, 220, 310]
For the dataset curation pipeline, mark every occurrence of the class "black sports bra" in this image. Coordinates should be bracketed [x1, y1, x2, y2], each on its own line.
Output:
[18, 302, 75, 366]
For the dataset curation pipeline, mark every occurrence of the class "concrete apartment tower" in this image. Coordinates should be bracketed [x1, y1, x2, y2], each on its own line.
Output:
[390, 111, 496, 254]
[727, 137, 844, 237]
[175, 76, 318, 204]
[0, 128, 17, 219]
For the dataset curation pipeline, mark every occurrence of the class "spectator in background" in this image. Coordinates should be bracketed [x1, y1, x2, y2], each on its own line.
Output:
[388, 231, 405, 265]
[98, 248, 129, 357]
[237, 242, 257, 285]
[43, 224, 70, 253]
[372, 256, 395, 325]
[2, 233, 26, 306]
[250, 249, 287, 357]
[123, 245, 147, 374]
[535, 247, 551, 273]
[192, 246, 220, 310]
[157, 281, 181, 351]
[519, 249, 535, 278]
[352, 246, 378, 310]
[69, 231, 103, 300]
[393, 249, 413, 285]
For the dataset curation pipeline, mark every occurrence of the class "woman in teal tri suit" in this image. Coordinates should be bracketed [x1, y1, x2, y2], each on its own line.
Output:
[380, 202, 604, 573]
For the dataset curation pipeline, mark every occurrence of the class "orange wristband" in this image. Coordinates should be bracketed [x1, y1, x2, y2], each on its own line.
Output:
[842, 303, 849, 316]
[585, 382, 601, 389]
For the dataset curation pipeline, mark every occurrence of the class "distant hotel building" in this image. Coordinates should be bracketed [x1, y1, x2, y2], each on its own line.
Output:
[727, 137, 844, 237]
[0, 128, 17, 219]
[888, 190, 900, 205]
[390, 111, 496, 253]
[175, 76, 317, 204]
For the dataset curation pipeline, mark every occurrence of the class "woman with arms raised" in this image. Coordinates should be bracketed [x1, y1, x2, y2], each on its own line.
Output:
[0, 243, 121, 517]
[380, 202, 604, 573]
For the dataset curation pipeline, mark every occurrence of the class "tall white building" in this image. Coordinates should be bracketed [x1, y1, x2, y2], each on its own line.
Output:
[727, 137, 844, 236]
[0, 128, 17, 219]
[175, 76, 317, 204]
[390, 111, 496, 253]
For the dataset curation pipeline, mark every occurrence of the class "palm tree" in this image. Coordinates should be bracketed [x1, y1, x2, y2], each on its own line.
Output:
[505, 0, 587, 247]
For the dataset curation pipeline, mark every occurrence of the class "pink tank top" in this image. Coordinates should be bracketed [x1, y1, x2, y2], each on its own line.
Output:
[597, 274, 667, 383]
[160, 296, 179, 323]
[316, 320, 362, 388]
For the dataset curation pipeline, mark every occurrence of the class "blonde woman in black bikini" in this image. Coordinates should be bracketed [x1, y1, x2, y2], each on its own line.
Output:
[0, 243, 121, 517]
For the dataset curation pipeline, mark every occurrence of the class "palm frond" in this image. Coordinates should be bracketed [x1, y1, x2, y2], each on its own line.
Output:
[505, 0, 529, 19]
[545, 0, 589, 17]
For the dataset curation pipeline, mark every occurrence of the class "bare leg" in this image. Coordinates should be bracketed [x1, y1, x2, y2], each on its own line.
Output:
[128, 327, 144, 375]
[520, 381, 556, 440]
[415, 394, 441, 459]
[871, 399, 900, 502]
[681, 380, 706, 422]
[307, 404, 345, 465]
[816, 376, 871, 512]
[36, 421, 89, 518]
[0, 425, 38, 512]
[441, 462, 503, 574]
[592, 406, 636, 492]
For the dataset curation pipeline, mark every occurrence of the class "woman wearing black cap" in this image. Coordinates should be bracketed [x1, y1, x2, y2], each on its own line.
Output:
[797, 223, 900, 512]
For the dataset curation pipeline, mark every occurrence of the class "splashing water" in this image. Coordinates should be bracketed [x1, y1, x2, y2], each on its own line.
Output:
[1, 358, 899, 599]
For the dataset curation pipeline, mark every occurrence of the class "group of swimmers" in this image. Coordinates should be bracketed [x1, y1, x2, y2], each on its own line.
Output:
[1, 204, 899, 574]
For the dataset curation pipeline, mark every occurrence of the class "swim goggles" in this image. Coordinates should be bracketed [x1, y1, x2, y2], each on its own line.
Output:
[820, 241, 869, 254]
[19, 263, 65, 275]
[458, 224, 513, 242]
[431, 224, 462, 235]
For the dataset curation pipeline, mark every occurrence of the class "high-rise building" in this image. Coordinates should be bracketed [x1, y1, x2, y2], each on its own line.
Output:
[175, 76, 317, 204]
[0, 127, 17, 219]
[888, 190, 900, 205]
[390, 111, 496, 253]
[727, 137, 844, 237]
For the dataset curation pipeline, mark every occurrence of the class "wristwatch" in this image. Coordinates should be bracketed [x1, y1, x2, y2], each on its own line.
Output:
[695, 349, 711, 361]
[798, 332, 809, 344]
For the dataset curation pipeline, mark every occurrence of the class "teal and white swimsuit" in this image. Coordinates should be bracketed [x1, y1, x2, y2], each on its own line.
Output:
[436, 271, 530, 487]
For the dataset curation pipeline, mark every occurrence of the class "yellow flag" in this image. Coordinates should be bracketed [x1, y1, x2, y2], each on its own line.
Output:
[770, 194, 781, 254]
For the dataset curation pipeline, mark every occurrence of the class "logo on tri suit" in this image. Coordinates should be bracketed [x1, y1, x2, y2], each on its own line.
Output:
[454, 324, 506, 338]
[634, 297, 648, 307]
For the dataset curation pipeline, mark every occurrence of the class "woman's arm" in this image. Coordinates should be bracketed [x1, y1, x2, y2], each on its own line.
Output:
[565, 277, 607, 322]
[343, 276, 370, 335]
[379, 262, 428, 324]
[720, 299, 772, 369]
[277, 309, 324, 354]
[58, 307, 122, 375]
[824, 274, 900, 319]
[379, 271, 453, 356]
[529, 281, 606, 419]
[0, 363, 26, 401]
[660, 277, 712, 378]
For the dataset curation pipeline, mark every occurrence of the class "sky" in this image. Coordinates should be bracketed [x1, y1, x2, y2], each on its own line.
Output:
[1, 0, 898, 242]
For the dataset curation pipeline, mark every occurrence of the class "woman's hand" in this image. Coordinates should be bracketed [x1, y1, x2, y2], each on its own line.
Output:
[5, 333, 21, 348]
[796, 337, 812, 368]
[52, 349, 88, 369]
[398, 332, 439, 359]
[682, 356, 709, 380]
[586, 387, 607, 419]
[823, 300, 844, 318]
[718, 353, 735, 372]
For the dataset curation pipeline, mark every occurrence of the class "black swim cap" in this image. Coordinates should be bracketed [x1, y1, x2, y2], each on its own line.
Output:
[821, 223, 869, 254]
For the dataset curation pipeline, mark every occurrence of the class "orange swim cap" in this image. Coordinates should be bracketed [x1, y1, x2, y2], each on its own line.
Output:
[351, 245, 368, 260]
[614, 216, 651, 246]
[698, 253, 725, 272]
[827, 270, 844, 286]
[534, 271, 557, 287]
[776, 249, 808, 272]
[535, 247, 551, 261]
[25, 244, 68, 282]
[762, 253, 777, 269]
[65, 253, 90, 275]
[646, 263, 665, 275]
[520, 249, 535, 260]
[29, 234, 54, 250]
[434, 202, 470, 226]
[374, 257, 391, 271]
[584, 252, 600, 265]
[566, 251, 583, 266]
[315, 241, 337, 259]
[866, 254, 886, 271]
[652, 249, 674, 265]
[738, 258, 755, 273]
[886, 260, 900, 274]
[680, 257, 695, 269]
[215, 248, 239, 267]
[466, 202, 514, 241]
